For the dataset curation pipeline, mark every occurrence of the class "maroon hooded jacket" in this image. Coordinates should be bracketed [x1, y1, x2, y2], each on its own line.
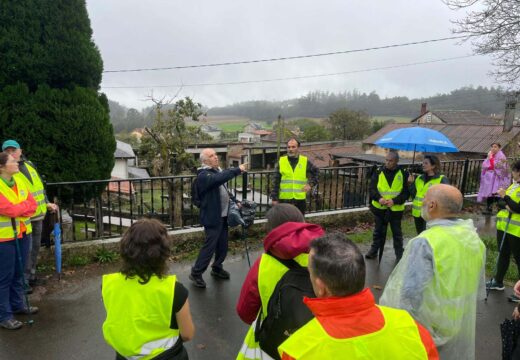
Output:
[236, 222, 325, 324]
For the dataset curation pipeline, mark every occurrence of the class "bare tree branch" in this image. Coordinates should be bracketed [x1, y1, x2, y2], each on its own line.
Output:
[445, 0, 520, 86]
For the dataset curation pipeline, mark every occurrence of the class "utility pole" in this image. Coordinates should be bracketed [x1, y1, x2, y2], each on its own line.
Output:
[504, 92, 518, 133]
[504, 91, 519, 157]
[276, 114, 282, 159]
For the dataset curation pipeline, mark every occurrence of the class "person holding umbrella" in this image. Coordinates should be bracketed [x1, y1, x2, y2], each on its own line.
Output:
[409, 155, 450, 234]
[366, 150, 409, 262]
[0, 152, 37, 330]
[486, 160, 520, 301]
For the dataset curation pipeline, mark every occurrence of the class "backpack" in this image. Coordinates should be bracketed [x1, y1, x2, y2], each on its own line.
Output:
[254, 254, 316, 359]
[191, 177, 201, 208]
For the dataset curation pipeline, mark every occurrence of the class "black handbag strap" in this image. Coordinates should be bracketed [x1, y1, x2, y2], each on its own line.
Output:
[266, 252, 303, 270]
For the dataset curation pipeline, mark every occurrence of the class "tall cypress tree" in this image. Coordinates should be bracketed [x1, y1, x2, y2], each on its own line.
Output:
[0, 0, 115, 183]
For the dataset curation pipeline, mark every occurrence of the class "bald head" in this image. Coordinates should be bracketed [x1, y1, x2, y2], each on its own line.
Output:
[200, 148, 219, 168]
[422, 184, 463, 220]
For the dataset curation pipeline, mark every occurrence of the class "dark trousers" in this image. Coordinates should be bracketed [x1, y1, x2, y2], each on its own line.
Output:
[192, 217, 229, 276]
[414, 216, 427, 235]
[25, 219, 42, 280]
[495, 230, 520, 283]
[369, 208, 404, 258]
[279, 199, 306, 216]
[487, 196, 497, 211]
[0, 234, 30, 321]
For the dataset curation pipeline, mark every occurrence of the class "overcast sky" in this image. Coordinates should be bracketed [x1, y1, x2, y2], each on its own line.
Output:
[86, 0, 494, 110]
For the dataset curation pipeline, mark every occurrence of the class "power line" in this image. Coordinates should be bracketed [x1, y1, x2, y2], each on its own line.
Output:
[103, 35, 468, 73]
[102, 54, 478, 89]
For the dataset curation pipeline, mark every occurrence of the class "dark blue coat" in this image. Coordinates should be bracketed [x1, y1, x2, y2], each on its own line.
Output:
[197, 167, 241, 227]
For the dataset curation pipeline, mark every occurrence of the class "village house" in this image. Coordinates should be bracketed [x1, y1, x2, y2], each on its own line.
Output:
[334, 103, 520, 167]
[112, 140, 150, 180]
[243, 122, 264, 133]
[200, 124, 222, 139]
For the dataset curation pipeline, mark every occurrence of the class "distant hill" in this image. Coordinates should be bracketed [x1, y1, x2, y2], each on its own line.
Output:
[207, 86, 506, 121]
[108, 86, 507, 132]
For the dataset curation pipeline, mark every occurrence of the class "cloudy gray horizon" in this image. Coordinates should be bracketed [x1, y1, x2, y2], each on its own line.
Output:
[86, 0, 495, 110]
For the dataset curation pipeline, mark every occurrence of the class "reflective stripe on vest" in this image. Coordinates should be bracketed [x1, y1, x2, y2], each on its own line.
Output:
[237, 253, 308, 360]
[371, 170, 405, 211]
[236, 319, 276, 360]
[412, 175, 444, 217]
[102, 273, 179, 360]
[278, 156, 308, 200]
[0, 175, 33, 238]
[20, 162, 47, 218]
[497, 183, 520, 237]
[278, 305, 429, 359]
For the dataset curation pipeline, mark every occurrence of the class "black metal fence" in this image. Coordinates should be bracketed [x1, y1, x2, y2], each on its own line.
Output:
[46, 158, 485, 242]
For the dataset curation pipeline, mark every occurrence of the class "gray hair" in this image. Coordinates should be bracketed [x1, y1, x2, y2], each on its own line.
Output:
[265, 203, 305, 232]
[199, 148, 212, 163]
[309, 233, 365, 297]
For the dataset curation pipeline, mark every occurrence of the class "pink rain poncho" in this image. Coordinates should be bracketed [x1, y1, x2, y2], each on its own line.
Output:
[477, 150, 510, 202]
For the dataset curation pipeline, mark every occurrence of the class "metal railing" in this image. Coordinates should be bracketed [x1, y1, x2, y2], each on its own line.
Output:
[46, 158, 485, 242]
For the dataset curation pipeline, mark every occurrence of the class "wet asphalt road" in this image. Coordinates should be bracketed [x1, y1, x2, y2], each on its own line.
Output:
[0, 239, 515, 360]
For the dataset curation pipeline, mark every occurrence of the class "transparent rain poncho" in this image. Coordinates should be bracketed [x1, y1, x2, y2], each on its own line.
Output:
[380, 218, 486, 360]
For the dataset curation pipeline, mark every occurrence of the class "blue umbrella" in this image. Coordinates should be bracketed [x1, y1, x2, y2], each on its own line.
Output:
[54, 222, 62, 279]
[375, 127, 458, 163]
[374, 127, 459, 263]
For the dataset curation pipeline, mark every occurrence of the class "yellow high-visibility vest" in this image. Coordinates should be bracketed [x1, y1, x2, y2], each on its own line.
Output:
[371, 169, 405, 211]
[18, 162, 47, 219]
[412, 175, 444, 217]
[102, 273, 180, 360]
[279, 156, 308, 200]
[237, 253, 308, 360]
[0, 174, 33, 240]
[278, 305, 429, 359]
[497, 183, 520, 237]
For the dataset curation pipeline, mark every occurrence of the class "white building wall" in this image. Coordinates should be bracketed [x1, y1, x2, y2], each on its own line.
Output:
[111, 159, 128, 179]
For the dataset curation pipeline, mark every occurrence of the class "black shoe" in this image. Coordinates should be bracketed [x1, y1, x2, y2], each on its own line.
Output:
[29, 277, 46, 287]
[211, 268, 230, 280]
[0, 319, 23, 330]
[14, 306, 39, 315]
[486, 279, 505, 291]
[365, 249, 378, 259]
[189, 274, 206, 288]
[509, 294, 520, 303]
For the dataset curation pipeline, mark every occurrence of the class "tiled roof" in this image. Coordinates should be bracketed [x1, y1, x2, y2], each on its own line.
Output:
[252, 130, 273, 136]
[412, 110, 497, 125]
[363, 123, 520, 154]
[115, 140, 135, 159]
[332, 153, 416, 165]
[128, 166, 150, 179]
[201, 124, 220, 132]
[300, 144, 364, 168]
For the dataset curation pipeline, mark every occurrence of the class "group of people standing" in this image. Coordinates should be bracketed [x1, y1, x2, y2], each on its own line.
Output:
[3, 136, 512, 358]
[0, 139, 56, 330]
[100, 139, 490, 359]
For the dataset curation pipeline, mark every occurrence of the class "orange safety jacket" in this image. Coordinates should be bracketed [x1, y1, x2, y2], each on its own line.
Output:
[280, 288, 438, 360]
